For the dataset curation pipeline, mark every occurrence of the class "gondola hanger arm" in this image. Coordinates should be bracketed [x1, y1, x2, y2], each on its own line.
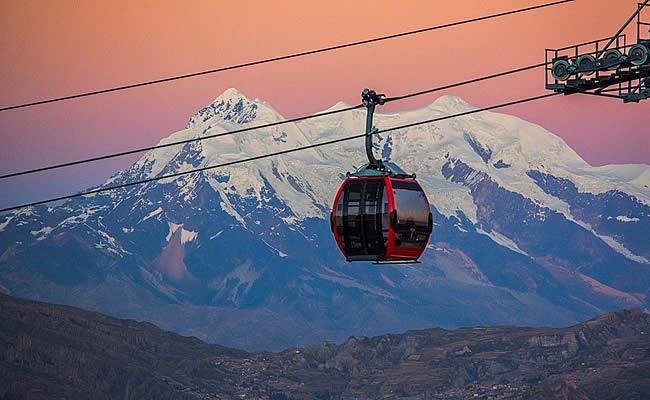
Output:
[361, 88, 386, 168]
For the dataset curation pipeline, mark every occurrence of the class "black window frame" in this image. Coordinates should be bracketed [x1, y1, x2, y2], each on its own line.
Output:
[390, 179, 431, 249]
[338, 178, 388, 258]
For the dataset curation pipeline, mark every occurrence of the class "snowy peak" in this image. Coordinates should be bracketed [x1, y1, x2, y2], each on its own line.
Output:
[323, 101, 353, 112]
[428, 95, 476, 112]
[1, 87, 649, 352]
[215, 87, 249, 103]
[110, 89, 649, 229]
[186, 88, 278, 128]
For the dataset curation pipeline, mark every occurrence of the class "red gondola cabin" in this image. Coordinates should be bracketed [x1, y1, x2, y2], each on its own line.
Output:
[331, 175, 432, 262]
[330, 88, 432, 263]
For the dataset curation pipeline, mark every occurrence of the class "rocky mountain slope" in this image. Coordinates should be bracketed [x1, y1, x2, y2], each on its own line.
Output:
[1, 294, 649, 400]
[0, 88, 648, 350]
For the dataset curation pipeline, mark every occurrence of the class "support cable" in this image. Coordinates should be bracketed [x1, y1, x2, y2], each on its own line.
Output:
[0, 104, 362, 180]
[0, 0, 574, 112]
[0, 93, 559, 213]
[0, 61, 549, 180]
[384, 62, 547, 102]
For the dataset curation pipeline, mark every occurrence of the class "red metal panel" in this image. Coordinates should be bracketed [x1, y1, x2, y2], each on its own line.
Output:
[384, 176, 396, 261]
[332, 175, 434, 262]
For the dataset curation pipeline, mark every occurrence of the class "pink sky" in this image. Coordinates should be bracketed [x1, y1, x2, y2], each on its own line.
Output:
[0, 0, 648, 208]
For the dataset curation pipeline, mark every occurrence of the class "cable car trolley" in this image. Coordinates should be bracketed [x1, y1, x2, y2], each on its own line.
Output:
[546, 1, 650, 102]
[330, 89, 433, 264]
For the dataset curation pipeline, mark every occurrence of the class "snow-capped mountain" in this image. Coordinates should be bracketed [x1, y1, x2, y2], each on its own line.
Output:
[0, 88, 648, 350]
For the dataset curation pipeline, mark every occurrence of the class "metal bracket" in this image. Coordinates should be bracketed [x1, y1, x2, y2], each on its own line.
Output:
[598, 0, 649, 58]
[545, 1, 650, 102]
[361, 88, 386, 168]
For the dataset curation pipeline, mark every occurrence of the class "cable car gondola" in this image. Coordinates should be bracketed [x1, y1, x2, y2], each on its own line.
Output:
[330, 89, 433, 263]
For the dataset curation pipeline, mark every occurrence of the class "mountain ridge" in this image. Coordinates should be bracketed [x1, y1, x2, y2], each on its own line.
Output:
[1, 293, 649, 400]
[0, 88, 648, 350]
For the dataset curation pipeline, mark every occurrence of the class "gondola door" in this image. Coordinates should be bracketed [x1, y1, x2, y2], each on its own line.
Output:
[338, 178, 388, 261]
[361, 179, 387, 257]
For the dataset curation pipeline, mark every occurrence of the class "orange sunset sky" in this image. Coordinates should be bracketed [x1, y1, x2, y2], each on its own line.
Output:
[0, 0, 648, 208]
